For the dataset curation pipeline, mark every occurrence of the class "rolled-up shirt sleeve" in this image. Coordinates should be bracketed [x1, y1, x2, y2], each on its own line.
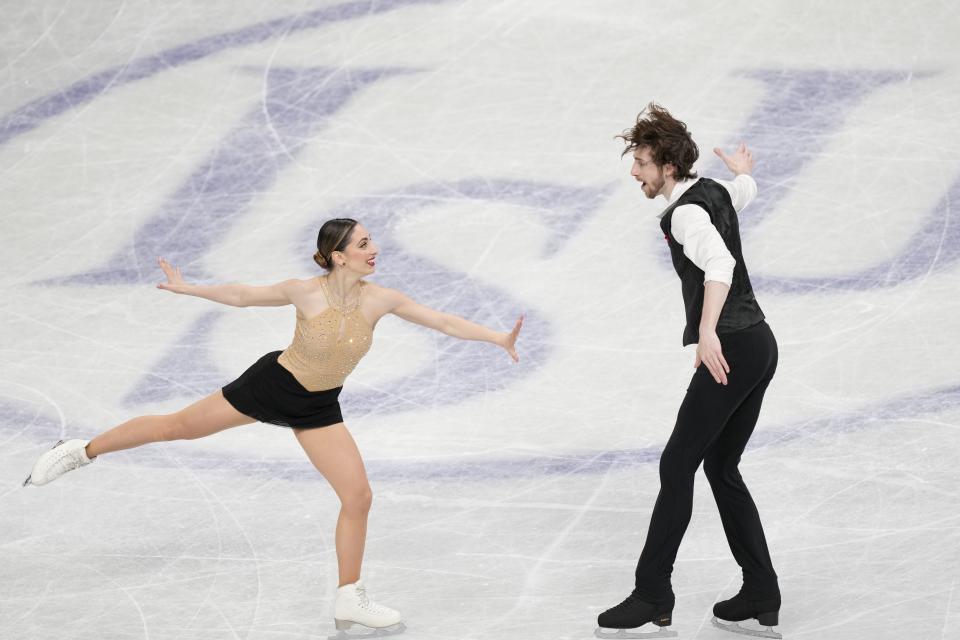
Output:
[671, 204, 736, 286]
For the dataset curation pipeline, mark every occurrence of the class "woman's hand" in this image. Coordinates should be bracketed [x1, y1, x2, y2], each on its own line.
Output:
[713, 142, 754, 176]
[156, 257, 190, 294]
[695, 329, 729, 385]
[500, 314, 524, 363]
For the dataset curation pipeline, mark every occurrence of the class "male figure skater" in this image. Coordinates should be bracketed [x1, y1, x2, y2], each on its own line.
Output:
[596, 104, 781, 639]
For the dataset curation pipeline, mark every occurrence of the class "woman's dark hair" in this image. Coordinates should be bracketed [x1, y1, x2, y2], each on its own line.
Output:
[314, 218, 359, 270]
[618, 102, 699, 181]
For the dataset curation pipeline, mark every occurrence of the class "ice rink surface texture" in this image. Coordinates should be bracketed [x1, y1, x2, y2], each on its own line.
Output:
[2, 1, 959, 638]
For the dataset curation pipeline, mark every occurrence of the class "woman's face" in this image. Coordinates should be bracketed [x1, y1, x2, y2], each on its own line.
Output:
[336, 224, 378, 275]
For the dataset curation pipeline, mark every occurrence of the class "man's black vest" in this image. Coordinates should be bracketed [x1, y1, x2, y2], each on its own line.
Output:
[659, 178, 765, 346]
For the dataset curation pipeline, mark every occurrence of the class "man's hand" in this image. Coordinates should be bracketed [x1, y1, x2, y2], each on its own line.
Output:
[695, 330, 730, 385]
[713, 142, 754, 176]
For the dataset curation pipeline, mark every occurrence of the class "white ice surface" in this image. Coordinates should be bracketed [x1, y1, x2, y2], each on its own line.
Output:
[2, 1, 960, 639]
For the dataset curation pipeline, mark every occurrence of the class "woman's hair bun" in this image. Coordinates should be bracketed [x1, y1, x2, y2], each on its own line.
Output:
[315, 218, 357, 272]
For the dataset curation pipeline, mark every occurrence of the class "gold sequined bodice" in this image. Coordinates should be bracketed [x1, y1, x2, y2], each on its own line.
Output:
[277, 279, 373, 391]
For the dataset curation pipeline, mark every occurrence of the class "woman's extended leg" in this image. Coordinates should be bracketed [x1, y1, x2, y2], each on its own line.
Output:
[26, 390, 255, 487]
[86, 390, 255, 458]
[293, 423, 372, 587]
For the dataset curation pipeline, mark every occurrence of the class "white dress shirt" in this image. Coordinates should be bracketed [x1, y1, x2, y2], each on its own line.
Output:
[657, 174, 758, 286]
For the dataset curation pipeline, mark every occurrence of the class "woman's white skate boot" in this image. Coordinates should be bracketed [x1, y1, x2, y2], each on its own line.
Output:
[334, 579, 404, 635]
[23, 440, 95, 486]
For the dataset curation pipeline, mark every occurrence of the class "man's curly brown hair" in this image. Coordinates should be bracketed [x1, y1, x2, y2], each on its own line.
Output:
[618, 103, 699, 181]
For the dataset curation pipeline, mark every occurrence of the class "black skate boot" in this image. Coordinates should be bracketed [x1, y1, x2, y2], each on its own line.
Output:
[712, 589, 781, 639]
[595, 593, 677, 639]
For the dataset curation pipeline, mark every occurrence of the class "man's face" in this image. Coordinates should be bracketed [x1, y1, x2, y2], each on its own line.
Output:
[631, 147, 667, 199]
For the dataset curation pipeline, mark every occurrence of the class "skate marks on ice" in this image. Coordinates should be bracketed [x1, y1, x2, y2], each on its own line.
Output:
[711, 616, 782, 639]
[595, 613, 782, 639]
[327, 621, 406, 640]
[46, 64, 413, 289]
[594, 625, 678, 639]
[0, 0, 454, 146]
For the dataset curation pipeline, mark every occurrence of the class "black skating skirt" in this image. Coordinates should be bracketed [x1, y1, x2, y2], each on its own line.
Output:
[222, 351, 344, 428]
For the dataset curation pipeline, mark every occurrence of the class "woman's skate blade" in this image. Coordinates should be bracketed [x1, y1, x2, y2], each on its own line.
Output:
[595, 626, 678, 639]
[711, 616, 781, 639]
[328, 620, 406, 639]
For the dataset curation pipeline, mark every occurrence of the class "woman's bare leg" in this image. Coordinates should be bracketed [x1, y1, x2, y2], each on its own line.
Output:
[85, 390, 255, 458]
[294, 423, 372, 587]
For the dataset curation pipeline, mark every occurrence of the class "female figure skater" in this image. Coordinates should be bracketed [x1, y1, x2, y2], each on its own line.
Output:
[24, 218, 523, 635]
[596, 105, 781, 639]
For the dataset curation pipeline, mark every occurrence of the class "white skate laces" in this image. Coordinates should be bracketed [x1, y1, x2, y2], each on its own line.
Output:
[333, 579, 404, 635]
[23, 439, 95, 487]
[354, 583, 377, 612]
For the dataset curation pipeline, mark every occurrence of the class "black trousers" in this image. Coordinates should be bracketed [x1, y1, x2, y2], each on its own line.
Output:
[633, 320, 779, 603]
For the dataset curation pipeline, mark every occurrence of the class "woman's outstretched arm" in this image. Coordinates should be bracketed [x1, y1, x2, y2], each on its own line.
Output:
[155, 257, 296, 307]
[375, 285, 523, 362]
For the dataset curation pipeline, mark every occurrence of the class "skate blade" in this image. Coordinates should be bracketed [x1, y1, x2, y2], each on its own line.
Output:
[328, 621, 406, 639]
[595, 627, 678, 639]
[22, 474, 32, 487]
[711, 616, 781, 639]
